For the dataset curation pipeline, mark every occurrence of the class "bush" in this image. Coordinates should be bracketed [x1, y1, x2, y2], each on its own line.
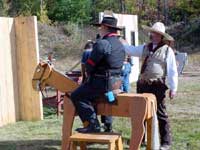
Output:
[62, 22, 78, 37]
[62, 22, 84, 54]
[46, 0, 92, 24]
[0, 0, 7, 16]
[53, 43, 67, 58]
[38, 6, 51, 24]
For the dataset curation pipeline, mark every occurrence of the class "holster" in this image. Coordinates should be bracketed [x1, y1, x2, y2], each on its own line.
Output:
[90, 70, 122, 92]
[106, 73, 122, 91]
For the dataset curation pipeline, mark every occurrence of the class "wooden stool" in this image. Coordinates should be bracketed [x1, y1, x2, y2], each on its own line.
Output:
[69, 133, 123, 150]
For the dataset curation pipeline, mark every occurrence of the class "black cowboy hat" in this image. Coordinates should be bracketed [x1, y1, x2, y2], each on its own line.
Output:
[93, 11, 122, 30]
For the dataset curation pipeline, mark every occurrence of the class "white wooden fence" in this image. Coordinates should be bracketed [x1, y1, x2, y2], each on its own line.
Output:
[0, 16, 42, 127]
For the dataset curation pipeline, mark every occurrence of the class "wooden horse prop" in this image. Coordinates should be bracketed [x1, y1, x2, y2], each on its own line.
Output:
[32, 62, 160, 150]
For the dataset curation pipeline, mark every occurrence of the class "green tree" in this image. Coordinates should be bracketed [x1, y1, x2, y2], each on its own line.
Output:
[91, 0, 139, 22]
[0, 0, 4, 15]
[46, 0, 92, 23]
[0, 0, 8, 16]
[19, 0, 39, 15]
[8, 0, 41, 17]
[168, 0, 200, 23]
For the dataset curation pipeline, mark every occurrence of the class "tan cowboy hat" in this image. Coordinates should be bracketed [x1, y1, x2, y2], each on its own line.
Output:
[163, 33, 175, 41]
[142, 22, 173, 41]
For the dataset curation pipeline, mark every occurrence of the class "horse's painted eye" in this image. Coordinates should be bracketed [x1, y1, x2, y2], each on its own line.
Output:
[36, 68, 41, 73]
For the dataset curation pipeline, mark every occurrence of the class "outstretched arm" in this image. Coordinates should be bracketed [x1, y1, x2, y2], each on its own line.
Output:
[124, 44, 144, 57]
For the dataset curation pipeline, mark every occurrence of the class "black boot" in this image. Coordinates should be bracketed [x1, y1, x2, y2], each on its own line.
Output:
[104, 123, 113, 132]
[76, 119, 101, 133]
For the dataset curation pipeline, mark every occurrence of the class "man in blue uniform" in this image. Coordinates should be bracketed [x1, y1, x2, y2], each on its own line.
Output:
[70, 12, 125, 133]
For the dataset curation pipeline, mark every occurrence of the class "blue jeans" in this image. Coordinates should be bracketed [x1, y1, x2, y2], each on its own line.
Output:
[121, 63, 131, 93]
[121, 74, 130, 92]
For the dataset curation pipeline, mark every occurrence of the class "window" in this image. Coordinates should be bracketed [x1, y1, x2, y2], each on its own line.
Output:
[131, 31, 136, 46]
[119, 27, 126, 39]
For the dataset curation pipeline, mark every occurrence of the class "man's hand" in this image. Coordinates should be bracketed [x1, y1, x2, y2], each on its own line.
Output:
[169, 90, 176, 99]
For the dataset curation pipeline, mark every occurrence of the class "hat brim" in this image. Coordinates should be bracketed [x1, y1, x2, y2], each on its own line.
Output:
[93, 23, 122, 30]
[142, 25, 173, 41]
[163, 33, 175, 41]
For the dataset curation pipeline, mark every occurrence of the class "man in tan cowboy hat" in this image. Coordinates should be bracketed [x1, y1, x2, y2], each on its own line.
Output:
[70, 11, 125, 133]
[124, 22, 178, 150]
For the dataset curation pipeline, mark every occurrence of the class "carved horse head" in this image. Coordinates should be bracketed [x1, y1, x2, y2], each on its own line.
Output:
[32, 61, 79, 93]
[32, 61, 52, 91]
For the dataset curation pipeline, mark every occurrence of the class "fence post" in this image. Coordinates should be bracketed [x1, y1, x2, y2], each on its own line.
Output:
[14, 16, 43, 121]
[0, 17, 19, 126]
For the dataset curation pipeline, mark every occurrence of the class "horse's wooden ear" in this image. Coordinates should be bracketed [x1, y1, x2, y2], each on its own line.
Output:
[39, 59, 43, 64]
[39, 61, 47, 67]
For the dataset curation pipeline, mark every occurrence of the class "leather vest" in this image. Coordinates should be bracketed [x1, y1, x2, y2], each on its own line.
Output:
[140, 44, 169, 81]
[95, 35, 125, 75]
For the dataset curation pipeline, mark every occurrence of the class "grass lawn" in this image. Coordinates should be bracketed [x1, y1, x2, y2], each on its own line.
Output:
[0, 75, 200, 150]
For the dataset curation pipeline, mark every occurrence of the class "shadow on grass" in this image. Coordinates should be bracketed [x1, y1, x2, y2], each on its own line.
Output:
[0, 139, 61, 150]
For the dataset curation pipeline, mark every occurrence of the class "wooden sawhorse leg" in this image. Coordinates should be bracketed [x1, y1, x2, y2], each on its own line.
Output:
[79, 142, 87, 150]
[108, 141, 116, 150]
[146, 117, 153, 150]
[116, 136, 123, 150]
[70, 141, 87, 150]
[61, 96, 75, 150]
[129, 98, 147, 150]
